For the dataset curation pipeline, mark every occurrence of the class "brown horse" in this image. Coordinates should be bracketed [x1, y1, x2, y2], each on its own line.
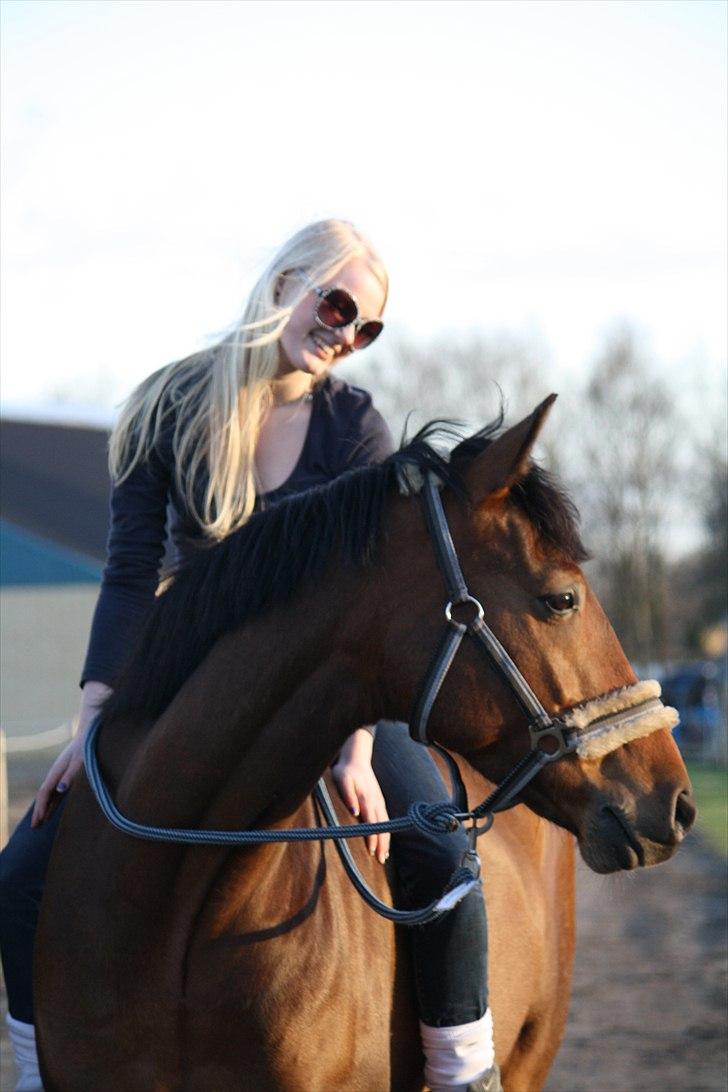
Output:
[35, 397, 694, 1091]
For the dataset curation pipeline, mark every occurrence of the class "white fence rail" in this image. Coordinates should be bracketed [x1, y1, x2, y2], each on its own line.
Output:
[3, 724, 75, 753]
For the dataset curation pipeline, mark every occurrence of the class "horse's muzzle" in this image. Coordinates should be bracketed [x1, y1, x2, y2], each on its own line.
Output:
[580, 784, 697, 874]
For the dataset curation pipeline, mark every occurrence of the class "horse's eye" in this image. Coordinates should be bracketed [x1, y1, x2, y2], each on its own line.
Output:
[541, 591, 577, 615]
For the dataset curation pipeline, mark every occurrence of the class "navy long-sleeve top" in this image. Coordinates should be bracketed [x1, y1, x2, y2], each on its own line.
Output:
[81, 375, 394, 687]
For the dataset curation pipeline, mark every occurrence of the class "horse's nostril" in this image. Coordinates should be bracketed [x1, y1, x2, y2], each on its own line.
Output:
[674, 789, 697, 837]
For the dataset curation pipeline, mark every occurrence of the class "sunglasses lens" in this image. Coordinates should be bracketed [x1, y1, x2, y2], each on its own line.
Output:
[353, 321, 384, 350]
[316, 288, 358, 328]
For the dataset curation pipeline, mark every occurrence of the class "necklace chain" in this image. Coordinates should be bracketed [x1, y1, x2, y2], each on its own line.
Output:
[271, 386, 314, 426]
[271, 379, 314, 409]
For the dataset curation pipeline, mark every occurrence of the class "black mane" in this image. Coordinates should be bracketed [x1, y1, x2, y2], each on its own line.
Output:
[104, 419, 587, 724]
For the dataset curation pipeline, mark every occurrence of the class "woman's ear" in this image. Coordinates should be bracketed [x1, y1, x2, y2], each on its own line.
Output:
[275, 268, 302, 306]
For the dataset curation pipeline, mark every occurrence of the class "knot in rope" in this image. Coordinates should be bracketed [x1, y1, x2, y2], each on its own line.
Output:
[407, 800, 462, 836]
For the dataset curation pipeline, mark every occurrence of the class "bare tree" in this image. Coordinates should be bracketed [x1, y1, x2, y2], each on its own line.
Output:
[576, 325, 681, 665]
[345, 328, 555, 445]
[700, 435, 728, 626]
[669, 429, 728, 649]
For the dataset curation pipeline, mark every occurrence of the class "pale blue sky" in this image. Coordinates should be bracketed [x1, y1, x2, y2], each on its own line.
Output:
[1, 0, 726, 411]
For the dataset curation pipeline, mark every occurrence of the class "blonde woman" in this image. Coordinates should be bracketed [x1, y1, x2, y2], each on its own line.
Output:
[0, 220, 499, 1092]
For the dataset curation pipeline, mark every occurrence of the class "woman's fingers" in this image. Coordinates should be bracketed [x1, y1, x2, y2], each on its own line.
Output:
[32, 760, 68, 826]
[33, 689, 108, 826]
[330, 755, 390, 864]
[357, 784, 390, 864]
[31, 743, 83, 827]
[331, 768, 360, 817]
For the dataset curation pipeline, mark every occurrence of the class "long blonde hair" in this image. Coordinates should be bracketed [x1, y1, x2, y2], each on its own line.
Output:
[108, 220, 388, 539]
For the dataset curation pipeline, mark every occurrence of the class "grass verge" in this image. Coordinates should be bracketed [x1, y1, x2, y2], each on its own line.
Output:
[687, 763, 727, 856]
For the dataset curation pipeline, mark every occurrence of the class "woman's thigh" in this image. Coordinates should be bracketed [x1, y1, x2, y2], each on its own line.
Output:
[371, 722, 458, 812]
[0, 801, 66, 900]
[372, 721, 467, 893]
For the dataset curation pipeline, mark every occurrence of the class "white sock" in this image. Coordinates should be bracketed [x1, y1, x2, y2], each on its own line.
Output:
[5, 1014, 43, 1092]
[420, 1009, 495, 1091]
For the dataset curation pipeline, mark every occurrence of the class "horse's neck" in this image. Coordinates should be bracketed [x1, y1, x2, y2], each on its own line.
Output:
[199, 648, 374, 832]
[114, 593, 379, 831]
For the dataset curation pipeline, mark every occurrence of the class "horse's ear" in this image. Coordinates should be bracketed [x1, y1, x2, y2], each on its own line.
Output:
[463, 393, 557, 506]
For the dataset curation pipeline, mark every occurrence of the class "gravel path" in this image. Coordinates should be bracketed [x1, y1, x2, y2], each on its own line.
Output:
[545, 837, 727, 1092]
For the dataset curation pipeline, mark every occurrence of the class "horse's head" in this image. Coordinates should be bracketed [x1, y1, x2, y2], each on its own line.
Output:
[383, 395, 695, 874]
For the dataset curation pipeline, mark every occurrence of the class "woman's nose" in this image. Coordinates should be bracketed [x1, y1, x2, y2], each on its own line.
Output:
[336, 324, 357, 351]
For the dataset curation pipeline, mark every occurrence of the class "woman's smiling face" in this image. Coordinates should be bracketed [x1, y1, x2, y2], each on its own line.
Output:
[277, 258, 387, 379]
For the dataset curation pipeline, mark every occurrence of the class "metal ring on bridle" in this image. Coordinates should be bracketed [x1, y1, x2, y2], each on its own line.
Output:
[530, 722, 571, 762]
[445, 595, 485, 632]
[467, 813, 494, 844]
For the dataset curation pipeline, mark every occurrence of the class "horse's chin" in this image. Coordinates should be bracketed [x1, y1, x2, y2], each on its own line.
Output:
[578, 807, 679, 874]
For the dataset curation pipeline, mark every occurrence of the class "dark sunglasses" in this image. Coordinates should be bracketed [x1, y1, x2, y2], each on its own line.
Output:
[309, 283, 384, 351]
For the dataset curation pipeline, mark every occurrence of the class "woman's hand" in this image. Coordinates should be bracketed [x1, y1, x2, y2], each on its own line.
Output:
[31, 681, 112, 828]
[331, 727, 390, 864]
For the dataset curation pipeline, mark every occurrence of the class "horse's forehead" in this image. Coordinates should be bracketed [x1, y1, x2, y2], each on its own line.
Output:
[470, 501, 581, 578]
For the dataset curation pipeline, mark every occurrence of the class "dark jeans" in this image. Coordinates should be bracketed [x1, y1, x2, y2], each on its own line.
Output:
[0, 798, 67, 1023]
[373, 722, 488, 1027]
[0, 726, 487, 1029]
